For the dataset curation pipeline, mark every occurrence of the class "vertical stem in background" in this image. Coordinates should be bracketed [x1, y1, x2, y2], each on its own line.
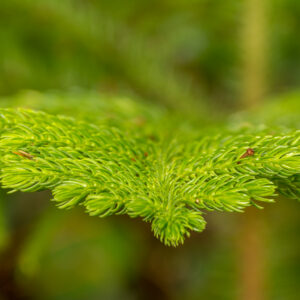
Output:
[239, 0, 268, 300]
[241, 0, 267, 110]
[238, 208, 266, 300]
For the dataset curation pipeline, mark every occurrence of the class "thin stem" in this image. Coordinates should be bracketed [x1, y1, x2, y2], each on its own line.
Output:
[238, 0, 268, 299]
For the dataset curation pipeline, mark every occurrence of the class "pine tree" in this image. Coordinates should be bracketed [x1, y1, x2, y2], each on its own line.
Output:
[0, 91, 299, 246]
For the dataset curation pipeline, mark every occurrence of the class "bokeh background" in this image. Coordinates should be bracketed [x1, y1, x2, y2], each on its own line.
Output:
[0, 0, 299, 299]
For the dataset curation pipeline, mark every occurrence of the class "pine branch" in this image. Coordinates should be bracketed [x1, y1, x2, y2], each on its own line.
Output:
[0, 108, 299, 246]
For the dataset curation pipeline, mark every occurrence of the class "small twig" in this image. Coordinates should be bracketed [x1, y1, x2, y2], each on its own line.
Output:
[13, 150, 34, 160]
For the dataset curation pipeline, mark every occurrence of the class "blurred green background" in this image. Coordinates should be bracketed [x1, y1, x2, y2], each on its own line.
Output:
[0, 0, 299, 299]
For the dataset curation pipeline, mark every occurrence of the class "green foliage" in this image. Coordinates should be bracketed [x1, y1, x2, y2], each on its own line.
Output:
[1, 0, 299, 106]
[0, 93, 299, 246]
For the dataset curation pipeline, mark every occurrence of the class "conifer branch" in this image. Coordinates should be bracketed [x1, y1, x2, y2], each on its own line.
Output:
[0, 107, 299, 246]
